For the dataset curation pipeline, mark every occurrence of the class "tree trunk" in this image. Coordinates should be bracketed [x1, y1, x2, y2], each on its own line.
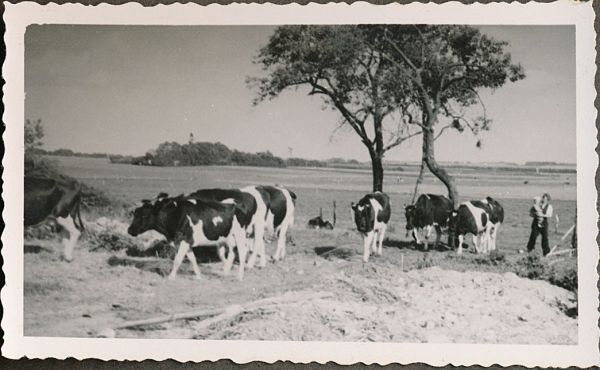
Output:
[422, 129, 459, 208]
[370, 154, 384, 192]
[411, 158, 426, 204]
[370, 114, 385, 193]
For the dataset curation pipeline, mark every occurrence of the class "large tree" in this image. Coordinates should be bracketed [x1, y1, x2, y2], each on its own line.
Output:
[366, 25, 525, 206]
[249, 26, 420, 192]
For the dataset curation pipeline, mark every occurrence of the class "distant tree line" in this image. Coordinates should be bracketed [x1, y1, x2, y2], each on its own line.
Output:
[32, 148, 109, 159]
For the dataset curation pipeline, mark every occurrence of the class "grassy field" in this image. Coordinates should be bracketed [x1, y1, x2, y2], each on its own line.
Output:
[49, 155, 577, 253]
[23, 156, 578, 342]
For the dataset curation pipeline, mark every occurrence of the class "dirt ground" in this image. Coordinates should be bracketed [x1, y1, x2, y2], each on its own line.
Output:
[23, 158, 577, 343]
[24, 220, 577, 344]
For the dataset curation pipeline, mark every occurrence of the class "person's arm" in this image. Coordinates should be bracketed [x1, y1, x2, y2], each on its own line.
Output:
[543, 204, 553, 218]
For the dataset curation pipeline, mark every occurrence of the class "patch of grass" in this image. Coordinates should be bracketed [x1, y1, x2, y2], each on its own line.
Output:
[24, 281, 64, 296]
[473, 250, 506, 266]
[416, 253, 435, 269]
[515, 254, 546, 279]
[83, 230, 140, 252]
[127, 240, 176, 260]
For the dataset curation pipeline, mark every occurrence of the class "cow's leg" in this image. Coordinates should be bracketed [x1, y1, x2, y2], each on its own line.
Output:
[185, 247, 202, 280]
[246, 224, 257, 269]
[56, 215, 80, 262]
[168, 241, 190, 280]
[422, 225, 432, 251]
[217, 244, 227, 262]
[371, 230, 378, 254]
[377, 225, 387, 256]
[412, 228, 421, 244]
[434, 225, 442, 249]
[223, 237, 236, 275]
[472, 234, 479, 254]
[273, 222, 290, 261]
[491, 224, 499, 251]
[457, 234, 465, 255]
[233, 229, 248, 281]
[252, 217, 267, 268]
[363, 232, 375, 263]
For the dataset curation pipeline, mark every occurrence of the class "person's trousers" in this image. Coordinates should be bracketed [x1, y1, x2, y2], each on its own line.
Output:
[527, 221, 550, 255]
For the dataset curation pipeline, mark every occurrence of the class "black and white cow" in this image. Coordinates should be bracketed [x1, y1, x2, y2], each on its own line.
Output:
[240, 185, 271, 268]
[449, 201, 492, 255]
[187, 188, 258, 263]
[258, 185, 296, 261]
[482, 196, 504, 252]
[404, 194, 452, 250]
[25, 177, 85, 261]
[351, 191, 391, 262]
[127, 193, 248, 280]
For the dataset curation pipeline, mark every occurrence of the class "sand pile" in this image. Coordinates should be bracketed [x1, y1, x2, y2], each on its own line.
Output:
[199, 265, 577, 344]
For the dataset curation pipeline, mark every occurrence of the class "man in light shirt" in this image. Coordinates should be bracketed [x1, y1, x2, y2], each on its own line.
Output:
[527, 193, 554, 256]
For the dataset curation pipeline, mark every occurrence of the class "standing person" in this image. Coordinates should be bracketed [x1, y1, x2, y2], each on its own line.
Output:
[527, 193, 554, 256]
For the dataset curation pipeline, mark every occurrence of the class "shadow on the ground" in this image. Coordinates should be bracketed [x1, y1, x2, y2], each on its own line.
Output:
[24, 244, 53, 254]
[314, 245, 357, 260]
[383, 237, 455, 252]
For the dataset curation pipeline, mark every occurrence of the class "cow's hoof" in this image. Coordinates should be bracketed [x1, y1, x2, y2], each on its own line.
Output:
[193, 275, 202, 281]
[167, 274, 177, 281]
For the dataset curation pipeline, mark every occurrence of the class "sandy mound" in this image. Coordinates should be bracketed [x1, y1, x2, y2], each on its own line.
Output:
[200, 265, 576, 344]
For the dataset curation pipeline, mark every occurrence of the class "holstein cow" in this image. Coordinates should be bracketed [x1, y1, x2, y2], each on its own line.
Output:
[448, 201, 492, 255]
[25, 177, 85, 261]
[351, 191, 391, 262]
[240, 185, 270, 268]
[259, 185, 296, 261]
[127, 194, 249, 281]
[187, 188, 258, 264]
[481, 196, 504, 252]
[404, 194, 452, 250]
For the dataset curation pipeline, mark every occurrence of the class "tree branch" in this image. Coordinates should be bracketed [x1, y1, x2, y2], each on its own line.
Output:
[383, 130, 422, 152]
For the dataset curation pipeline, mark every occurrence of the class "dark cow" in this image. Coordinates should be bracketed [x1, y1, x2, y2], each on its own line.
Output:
[351, 191, 391, 262]
[404, 194, 452, 250]
[448, 201, 492, 255]
[258, 185, 296, 261]
[25, 177, 84, 261]
[308, 216, 334, 230]
[127, 193, 248, 280]
[308, 202, 336, 230]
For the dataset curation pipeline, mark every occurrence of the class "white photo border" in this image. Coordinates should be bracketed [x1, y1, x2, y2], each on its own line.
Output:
[2, 1, 598, 366]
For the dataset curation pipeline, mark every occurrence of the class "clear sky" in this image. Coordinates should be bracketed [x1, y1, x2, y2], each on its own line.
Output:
[25, 25, 575, 164]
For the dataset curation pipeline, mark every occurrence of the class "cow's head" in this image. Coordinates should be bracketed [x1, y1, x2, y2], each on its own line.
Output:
[127, 199, 157, 236]
[351, 200, 373, 233]
[404, 204, 417, 231]
[128, 193, 172, 236]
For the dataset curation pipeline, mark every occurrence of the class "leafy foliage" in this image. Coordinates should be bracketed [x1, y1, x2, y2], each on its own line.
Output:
[250, 25, 525, 192]
[25, 119, 44, 154]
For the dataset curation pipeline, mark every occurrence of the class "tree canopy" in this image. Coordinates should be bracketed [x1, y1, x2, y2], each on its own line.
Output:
[250, 25, 525, 197]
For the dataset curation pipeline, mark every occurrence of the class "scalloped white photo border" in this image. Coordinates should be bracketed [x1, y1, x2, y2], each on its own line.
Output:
[2, 1, 598, 366]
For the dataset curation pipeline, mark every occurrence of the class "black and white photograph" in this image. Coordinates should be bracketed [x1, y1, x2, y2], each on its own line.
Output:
[3, 1, 598, 366]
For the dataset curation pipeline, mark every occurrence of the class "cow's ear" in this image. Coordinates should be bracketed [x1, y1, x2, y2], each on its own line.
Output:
[351, 202, 356, 210]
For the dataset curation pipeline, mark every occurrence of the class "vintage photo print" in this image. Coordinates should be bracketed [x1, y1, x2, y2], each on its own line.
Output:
[2, 1, 598, 366]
